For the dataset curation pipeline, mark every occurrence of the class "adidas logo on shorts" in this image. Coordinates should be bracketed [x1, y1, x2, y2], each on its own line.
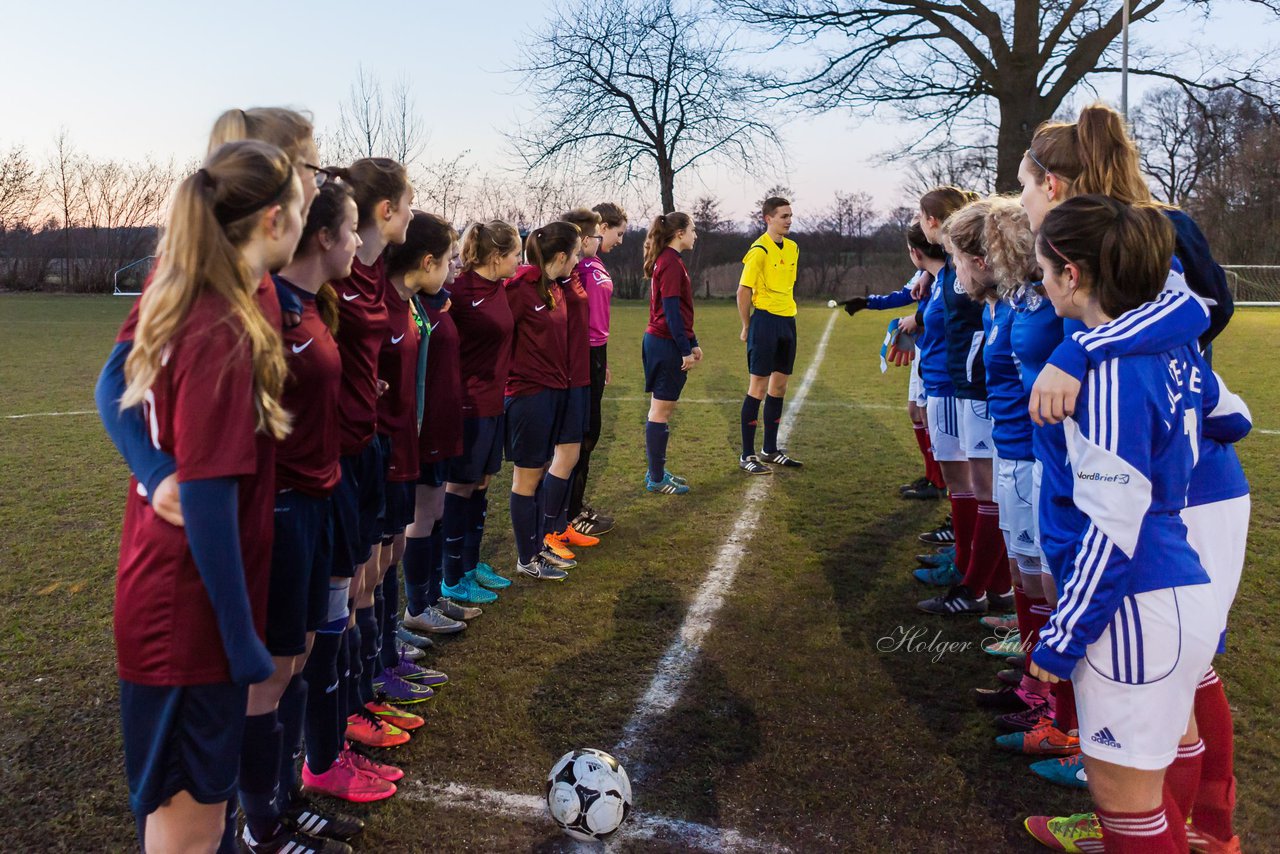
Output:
[1090, 727, 1122, 749]
[1017, 530, 1035, 545]
[974, 441, 989, 450]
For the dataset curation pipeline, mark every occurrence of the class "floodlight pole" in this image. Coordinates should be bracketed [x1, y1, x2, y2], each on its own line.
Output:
[1121, 0, 1131, 117]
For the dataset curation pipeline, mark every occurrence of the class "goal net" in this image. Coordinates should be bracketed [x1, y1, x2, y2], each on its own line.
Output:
[113, 256, 155, 296]
[1223, 266, 1280, 307]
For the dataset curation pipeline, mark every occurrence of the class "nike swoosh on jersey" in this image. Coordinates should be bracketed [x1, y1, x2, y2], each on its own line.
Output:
[292, 339, 314, 353]
[534, 303, 547, 311]
[342, 292, 359, 301]
[428, 322, 439, 333]
[471, 298, 486, 307]
[391, 333, 405, 344]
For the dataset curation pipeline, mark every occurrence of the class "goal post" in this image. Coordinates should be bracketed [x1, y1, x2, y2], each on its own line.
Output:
[1222, 266, 1280, 307]
[112, 256, 155, 296]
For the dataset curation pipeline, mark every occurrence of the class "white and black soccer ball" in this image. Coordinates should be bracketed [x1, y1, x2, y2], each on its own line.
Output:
[545, 748, 633, 842]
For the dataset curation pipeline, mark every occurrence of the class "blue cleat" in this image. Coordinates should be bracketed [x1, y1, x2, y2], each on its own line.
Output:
[468, 562, 512, 590]
[441, 576, 498, 605]
[646, 472, 689, 495]
[1030, 753, 1089, 789]
[913, 562, 962, 586]
[916, 546, 957, 566]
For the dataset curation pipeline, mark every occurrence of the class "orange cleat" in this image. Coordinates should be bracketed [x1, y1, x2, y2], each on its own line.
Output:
[556, 526, 600, 548]
[544, 534, 576, 561]
[345, 712, 410, 749]
[366, 699, 425, 731]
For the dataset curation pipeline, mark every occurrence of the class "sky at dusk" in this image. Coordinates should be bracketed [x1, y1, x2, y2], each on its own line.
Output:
[1, 1, 1273, 221]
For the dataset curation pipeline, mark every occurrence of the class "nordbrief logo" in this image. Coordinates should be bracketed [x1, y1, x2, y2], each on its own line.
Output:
[1076, 471, 1130, 484]
[1091, 727, 1122, 749]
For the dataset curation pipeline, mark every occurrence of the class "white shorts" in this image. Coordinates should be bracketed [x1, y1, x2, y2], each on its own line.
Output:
[958, 398, 994, 459]
[996, 457, 1037, 557]
[907, 350, 925, 407]
[1031, 460, 1053, 576]
[1181, 495, 1250, 640]
[925, 395, 963, 462]
[1073, 583, 1219, 770]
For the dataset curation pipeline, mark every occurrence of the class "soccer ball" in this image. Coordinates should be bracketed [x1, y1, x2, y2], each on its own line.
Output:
[545, 748, 633, 841]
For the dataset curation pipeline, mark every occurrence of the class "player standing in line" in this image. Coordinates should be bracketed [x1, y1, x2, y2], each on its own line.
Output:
[567, 202, 628, 537]
[441, 222, 521, 600]
[109, 142, 301, 853]
[642, 213, 702, 494]
[503, 222, 581, 581]
[840, 223, 947, 501]
[1026, 197, 1221, 854]
[737, 196, 802, 473]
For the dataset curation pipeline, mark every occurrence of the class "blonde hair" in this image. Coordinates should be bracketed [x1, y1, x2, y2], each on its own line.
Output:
[1026, 103, 1153, 206]
[123, 140, 295, 440]
[920, 186, 980, 225]
[460, 220, 520, 272]
[945, 196, 1039, 300]
[209, 107, 315, 162]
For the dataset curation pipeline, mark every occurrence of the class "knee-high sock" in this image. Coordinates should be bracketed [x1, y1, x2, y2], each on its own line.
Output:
[344, 620, 363, 716]
[912, 423, 932, 480]
[380, 568, 399, 670]
[402, 535, 431, 616]
[541, 473, 571, 538]
[219, 798, 239, 854]
[961, 501, 1006, 597]
[372, 581, 385, 664]
[762, 394, 784, 454]
[1021, 590, 1052, 675]
[1098, 795, 1185, 854]
[1193, 669, 1237, 841]
[511, 491, 540, 564]
[949, 492, 977, 576]
[276, 673, 306, 799]
[741, 395, 761, 458]
[427, 519, 444, 603]
[441, 492, 468, 587]
[1165, 739, 1205, 820]
[239, 711, 282, 842]
[645, 421, 669, 483]
[356, 606, 378, 703]
[463, 488, 488, 572]
[1053, 679, 1077, 733]
[303, 627, 343, 773]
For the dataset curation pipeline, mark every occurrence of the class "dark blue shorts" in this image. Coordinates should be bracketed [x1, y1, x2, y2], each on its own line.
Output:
[505, 388, 568, 469]
[333, 439, 384, 573]
[419, 460, 448, 488]
[747, 310, 797, 376]
[558, 385, 591, 444]
[642, 333, 688, 402]
[383, 479, 416, 537]
[446, 415, 505, 484]
[120, 679, 248, 817]
[266, 490, 333, 655]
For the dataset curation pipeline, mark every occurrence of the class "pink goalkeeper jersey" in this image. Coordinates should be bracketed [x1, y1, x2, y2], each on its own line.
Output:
[578, 255, 613, 347]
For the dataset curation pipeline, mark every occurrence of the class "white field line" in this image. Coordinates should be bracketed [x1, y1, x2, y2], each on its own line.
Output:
[400, 781, 787, 853]
[4, 409, 96, 420]
[614, 312, 839, 767]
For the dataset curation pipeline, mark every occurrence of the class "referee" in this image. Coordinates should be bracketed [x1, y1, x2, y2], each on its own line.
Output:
[737, 196, 803, 473]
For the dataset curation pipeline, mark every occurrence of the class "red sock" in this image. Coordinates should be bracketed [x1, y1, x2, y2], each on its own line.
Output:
[1097, 798, 1184, 853]
[949, 492, 977, 578]
[1024, 597, 1052, 674]
[1013, 585, 1030, 634]
[961, 501, 1005, 598]
[912, 424, 932, 479]
[1165, 739, 1205, 821]
[1053, 679, 1078, 733]
[1192, 668, 1236, 841]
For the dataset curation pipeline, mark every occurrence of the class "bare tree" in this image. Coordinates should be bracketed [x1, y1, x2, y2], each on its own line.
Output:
[1132, 86, 1229, 205]
[0, 146, 43, 232]
[901, 144, 996, 199]
[332, 66, 429, 167]
[48, 130, 82, 289]
[726, 0, 1280, 190]
[821, 190, 876, 264]
[691, 194, 733, 233]
[385, 76, 428, 166]
[414, 151, 476, 226]
[510, 0, 783, 213]
[75, 156, 176, 289]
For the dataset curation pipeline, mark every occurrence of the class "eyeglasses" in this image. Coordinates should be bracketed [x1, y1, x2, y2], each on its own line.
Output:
[303, 163, 333, 189]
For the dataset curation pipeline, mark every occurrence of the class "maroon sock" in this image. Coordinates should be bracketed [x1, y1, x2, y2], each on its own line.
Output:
[1053, 680, 1078, 733]
[1023, 596, 1052, 673]
[949, 492, 977, 579]
[961, 501, 1005, 598]
[912, 424, 932, 479]
[1097, 800, 1182, 853]
[1165, 739, 1205, 821]
[1192, 669, 1236, 842]
[926, 451, 946, 489]
[1013, 585, 1030, 634]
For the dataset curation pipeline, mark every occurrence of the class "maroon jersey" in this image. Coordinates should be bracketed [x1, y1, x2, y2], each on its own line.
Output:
[645, 247, 695, 343]
[563, 266, 591, 388]
[334, 255, 390, 455]
[275, 279, 341, 497]
[118, 270, 282, 342]
[450, 269, 515, 417]
[419, 298, 464, 463]
[114, 293, 275, 685]
[504, 265, 569, 397]
[376, 282, 421, 482]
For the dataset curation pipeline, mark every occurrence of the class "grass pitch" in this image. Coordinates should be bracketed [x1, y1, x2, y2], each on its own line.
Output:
[1, 295, 1277, 851]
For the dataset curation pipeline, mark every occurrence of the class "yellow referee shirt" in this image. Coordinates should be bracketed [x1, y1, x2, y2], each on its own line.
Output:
[739, 234, 799, 317]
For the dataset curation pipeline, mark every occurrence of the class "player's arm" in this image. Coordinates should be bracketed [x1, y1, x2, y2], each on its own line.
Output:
[1033, 361, 1154, 681]
[737, 246, 764, 337]
[1199, 361, 1252, 444]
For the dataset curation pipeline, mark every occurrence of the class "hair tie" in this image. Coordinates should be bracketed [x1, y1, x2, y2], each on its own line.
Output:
[195, 168, 215, 190]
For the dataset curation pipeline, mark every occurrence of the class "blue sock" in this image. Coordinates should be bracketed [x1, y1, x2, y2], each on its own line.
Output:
[428, 520, 444, 602]
[302, 627, 343, 773]
[510, 491, 540, 564]
[356, 606, 378, 704]
[741, 395, 761, 458]
[645, 420, 669, 482]
[442, 492, 468, 587]
[763, 394, 784, 454]
[344, 622, 362, 716]
[402, 535, 431, 616]
[239, 712, 282, 842]
[380, 568, 399, 670]
[541, 474, 570, 538]
[219, 797, 239, 854]
[276, 674, 306, 799]
[463, 488, 488, 572]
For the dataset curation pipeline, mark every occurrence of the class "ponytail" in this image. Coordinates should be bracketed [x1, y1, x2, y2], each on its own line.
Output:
[460, 219, 520, 272]
[386, 212, 460, 279]
[524, 221, 581, 308]
[124, 140, 296, 440]
[1026, 103, 1153, 206]
[328, 158, 410, 229]
[643, 212, 692, 277]
[208, 107, 315, 163]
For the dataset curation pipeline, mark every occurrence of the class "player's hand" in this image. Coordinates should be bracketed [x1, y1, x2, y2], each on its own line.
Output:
[604, 366, 611, 386]
[898, 315, 919, 335]
[230, 636, 276, 686]
[443, 298, 452, 313]
[1028, 660, 1060, 684]
[376, 379, 390, 398]
[151, 473, 184, 527]
[691, 346, 704, 363]
[680, 354, 696, 372]
[910, 272, 935, 300]
[1029, 365, 1082, 426]
[842, 296, 867, 316]
[740, 325, 748, 342]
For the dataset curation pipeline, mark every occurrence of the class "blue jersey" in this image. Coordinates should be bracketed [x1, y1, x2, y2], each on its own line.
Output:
[1009, 288, 1069, 472]
[917, 269, 953, 397]
[938, 261, 987, 400]
[983, 299, 1032, 460]
[1032, 345, 1213, 680]
[866, 272, 922, 311]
